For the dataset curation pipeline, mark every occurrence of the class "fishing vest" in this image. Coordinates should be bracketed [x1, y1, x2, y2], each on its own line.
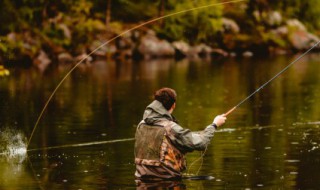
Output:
[134, 120, 187, 172]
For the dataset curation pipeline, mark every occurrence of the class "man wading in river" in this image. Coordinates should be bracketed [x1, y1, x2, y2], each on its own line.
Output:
[134, 87, 226, 181]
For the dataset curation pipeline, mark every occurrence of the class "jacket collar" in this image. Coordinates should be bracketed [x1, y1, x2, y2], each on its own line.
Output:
[143, 100, 173, 125]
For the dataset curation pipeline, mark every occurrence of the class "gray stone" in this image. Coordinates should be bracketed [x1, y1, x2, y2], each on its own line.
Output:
[34, 50, 51, 72]
[289, 30, 320, 50]
[172, 41, 190, 57]
[242, 51, 253, 57]
[287, 19, 307, 31]
[138, 33, 174, 58]
[58, 52, 74, 63]
[266, 11, 282, 26]
[222, 18, 240, 33]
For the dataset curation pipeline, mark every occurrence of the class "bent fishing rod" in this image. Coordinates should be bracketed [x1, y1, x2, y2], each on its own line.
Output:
[224, 40, 320, 116]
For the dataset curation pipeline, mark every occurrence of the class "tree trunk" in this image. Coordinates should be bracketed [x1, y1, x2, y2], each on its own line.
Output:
[106, 0, 111, 28]
[158, 0, 166, 26]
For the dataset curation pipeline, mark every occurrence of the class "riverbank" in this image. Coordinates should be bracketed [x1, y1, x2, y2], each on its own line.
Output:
[0, 9, 319, 70]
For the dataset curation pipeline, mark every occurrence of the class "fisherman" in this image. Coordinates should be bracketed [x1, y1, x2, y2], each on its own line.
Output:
[134, 87, 226, 181]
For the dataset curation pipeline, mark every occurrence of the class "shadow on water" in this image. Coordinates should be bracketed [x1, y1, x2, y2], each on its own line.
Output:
[0, 53, 320, 189]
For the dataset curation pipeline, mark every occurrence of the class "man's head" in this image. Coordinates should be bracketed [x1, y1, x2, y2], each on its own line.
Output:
[154, 87, 177, 111]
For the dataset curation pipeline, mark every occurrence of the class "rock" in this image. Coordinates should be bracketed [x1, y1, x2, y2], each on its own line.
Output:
[266, 11, 282, 26]
[286, 19, 307, 31]
[253, 10, 261, 22]
[211, 48, 228, 57]
[58, 23, 71, 40]
[222, 18, 240, 33]
[195, 44, 212, 58]
[116, 36, 132, 50]
[75, 53, 93, 64]
[269, 47, 287, 55]
[230, 52, 237, 57]
[242, 51, 253, 57]
[172, 41, 213, 59]
[286, 19, 319, 50]
[115, 32, 133, 50]
[34, 50, 51, 72]
[58, 52, 74, 63]
[271, 26, 288, 36]
[172, 41, 190, 55]
[187, 46, 201, 60]
[137, 31, 175, 59]
[90, 40, 117, 57]
[7, 32, 17, 41]
[172, 41, 190, 58]
[270, 19, 320, 50]
[289, 30, 320, 50]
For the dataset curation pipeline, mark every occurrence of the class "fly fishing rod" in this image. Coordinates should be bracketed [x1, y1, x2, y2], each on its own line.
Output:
[224, 40, 320, 116]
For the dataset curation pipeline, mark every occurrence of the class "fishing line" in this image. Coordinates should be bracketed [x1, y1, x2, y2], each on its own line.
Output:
[27, 0, 247, 148]
[27, 138, 134, 152]
[26, 125, 274, 152]
[27, 156, 45, 190]
[186, 145, 208, 175]
[224, 40, 320, 116]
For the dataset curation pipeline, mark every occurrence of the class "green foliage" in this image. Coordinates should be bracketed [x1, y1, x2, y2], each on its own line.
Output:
[0, 0, 19, 34]
[248, 0, 320, 31]
[298, 0, 320, 31]
[156, 0, 223, 44]
[90, 0, 159, 23]
[0, 0, 320, 65]
[261, 31, 287, 48]
[64, 0, 105, 51]
[0, 0, 106, 59]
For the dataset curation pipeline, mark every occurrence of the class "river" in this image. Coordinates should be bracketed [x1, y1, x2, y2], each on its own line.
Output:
[0, 53, 319, 189]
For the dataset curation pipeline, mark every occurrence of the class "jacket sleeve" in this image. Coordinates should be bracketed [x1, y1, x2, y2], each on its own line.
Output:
[167, 122, 216, 152]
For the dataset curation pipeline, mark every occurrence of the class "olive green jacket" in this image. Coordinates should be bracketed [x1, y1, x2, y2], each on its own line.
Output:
[142, 100, 216, 153]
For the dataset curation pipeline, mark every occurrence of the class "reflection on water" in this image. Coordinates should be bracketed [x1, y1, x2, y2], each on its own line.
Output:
[0, 53, 319, 189]
[136, 179, 187, 189]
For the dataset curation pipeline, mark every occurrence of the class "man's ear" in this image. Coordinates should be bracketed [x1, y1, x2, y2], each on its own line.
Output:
[170, 102, 176, 112]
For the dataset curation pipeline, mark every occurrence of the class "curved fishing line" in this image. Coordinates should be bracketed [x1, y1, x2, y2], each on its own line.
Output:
[27, 0, 247, 148]
[187, 145, 208, 175]
[224, 40, 320, 116]
[27, 138, 134, 152]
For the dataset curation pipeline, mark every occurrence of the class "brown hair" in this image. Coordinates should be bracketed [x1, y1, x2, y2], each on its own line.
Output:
[154, 87, 177, 110]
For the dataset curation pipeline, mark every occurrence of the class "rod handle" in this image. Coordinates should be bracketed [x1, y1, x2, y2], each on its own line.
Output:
[224, 106, 236, 116]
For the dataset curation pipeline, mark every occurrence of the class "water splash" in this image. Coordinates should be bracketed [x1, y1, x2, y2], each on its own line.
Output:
[0, 128, 27, 163]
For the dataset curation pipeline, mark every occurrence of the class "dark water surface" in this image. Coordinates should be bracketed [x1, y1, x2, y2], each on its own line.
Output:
[0, 54, 319, 189]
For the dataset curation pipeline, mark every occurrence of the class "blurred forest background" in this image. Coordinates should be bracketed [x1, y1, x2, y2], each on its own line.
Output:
[0, 0, 320, 68]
